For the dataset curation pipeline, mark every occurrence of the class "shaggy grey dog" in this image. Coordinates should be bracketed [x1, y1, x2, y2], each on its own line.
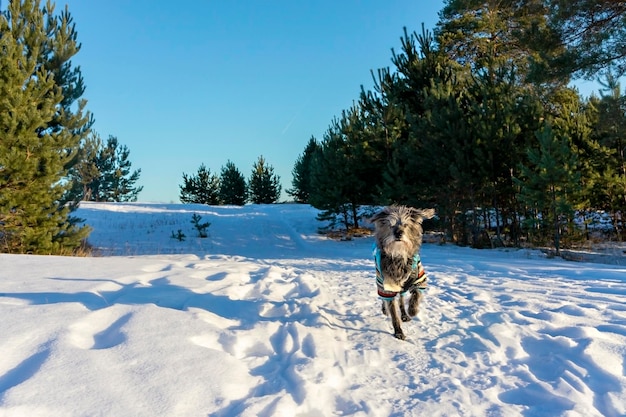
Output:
[370, 205, 435, 340]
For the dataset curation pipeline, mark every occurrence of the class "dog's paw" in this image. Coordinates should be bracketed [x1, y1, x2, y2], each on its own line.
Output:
[401, 314, 411, 322]
[394, 332, 406, 340]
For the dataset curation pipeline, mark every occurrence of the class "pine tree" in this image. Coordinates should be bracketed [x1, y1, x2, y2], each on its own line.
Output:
[464, 65, 523, 246]
[69, 134, 143, 202]
[547, 0, 626, 79]
[179, 164, 221, 205]
[248, 156, 281, 204]
[0, 0, 91, 254]
[583, 74, 626, 237]
[92, 136, 143, 202]
[307, 110, 371, 229]
[379, 26, 458, 206]
[423, 79, 480, 245]
[219, 160, 247, 205]
[308, 130, 358, 230]
[598, 74, 626, 160]
[438, 0, 560, 86]
[287, 136, 319, 203]
[67, 132, 101, 201]
[516, 123, 581, 255]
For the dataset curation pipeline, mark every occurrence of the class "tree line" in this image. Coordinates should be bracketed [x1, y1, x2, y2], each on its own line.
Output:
[288, 0, 626, 253]
[3, 0, 624, 255]
[179, 156, 281, 205]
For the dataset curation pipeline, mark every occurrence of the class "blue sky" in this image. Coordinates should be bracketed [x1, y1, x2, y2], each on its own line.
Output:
[63, 1, 445, 202]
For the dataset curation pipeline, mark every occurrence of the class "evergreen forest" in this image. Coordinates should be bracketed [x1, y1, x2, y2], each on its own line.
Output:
[289, 0, 626, 252]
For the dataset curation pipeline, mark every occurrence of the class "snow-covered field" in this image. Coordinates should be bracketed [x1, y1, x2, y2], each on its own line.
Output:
[1, 202, 625, 417]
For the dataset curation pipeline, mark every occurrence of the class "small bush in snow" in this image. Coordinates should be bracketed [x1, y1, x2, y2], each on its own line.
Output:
[171, 229, 186, 242]
[191, 214, 211, 238]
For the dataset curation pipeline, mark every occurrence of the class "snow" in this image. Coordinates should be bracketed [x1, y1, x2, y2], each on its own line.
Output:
[1, 202, 626, 417]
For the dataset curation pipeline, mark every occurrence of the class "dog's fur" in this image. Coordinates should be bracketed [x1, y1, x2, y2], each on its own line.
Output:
[370, 205, 435, 340]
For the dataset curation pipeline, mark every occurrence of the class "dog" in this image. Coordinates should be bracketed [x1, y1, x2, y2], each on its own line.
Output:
[370, 205, 435, 340]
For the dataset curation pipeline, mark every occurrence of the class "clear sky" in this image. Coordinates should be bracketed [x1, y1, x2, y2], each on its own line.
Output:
[59, 1, 445, 203]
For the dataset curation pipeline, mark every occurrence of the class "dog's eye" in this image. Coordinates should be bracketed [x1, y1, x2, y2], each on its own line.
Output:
[387, 218, 398, 227]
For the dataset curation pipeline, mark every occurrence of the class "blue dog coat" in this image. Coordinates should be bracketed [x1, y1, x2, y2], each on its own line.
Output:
[373, 244, 427, 300]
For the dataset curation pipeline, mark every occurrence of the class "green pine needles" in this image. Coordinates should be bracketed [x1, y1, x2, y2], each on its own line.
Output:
[1, 0, 92, 254]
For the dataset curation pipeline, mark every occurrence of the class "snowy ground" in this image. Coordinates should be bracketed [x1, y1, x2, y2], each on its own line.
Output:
[1, 202, 625, 417]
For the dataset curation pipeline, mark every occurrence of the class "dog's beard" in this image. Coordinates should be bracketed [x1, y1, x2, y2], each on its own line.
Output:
[380, 235, 416, 259]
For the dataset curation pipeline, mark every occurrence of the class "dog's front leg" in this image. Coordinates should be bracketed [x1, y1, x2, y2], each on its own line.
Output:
[408, 289, 423, 317]
[381, 300, 389, 316]
[386, 298, 406, 340]
[399, 294, 411, 322]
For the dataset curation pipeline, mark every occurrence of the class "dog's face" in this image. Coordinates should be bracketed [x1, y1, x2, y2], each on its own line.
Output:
[370, 206, 435, 258]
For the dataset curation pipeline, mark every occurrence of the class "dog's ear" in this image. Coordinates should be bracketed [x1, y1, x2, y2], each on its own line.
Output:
[369, 208, 389, 223]
[411, 208, 435, 223]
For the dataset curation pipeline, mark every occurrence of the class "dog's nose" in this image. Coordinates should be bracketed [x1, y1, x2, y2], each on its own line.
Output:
[394, 229, 403, 239]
